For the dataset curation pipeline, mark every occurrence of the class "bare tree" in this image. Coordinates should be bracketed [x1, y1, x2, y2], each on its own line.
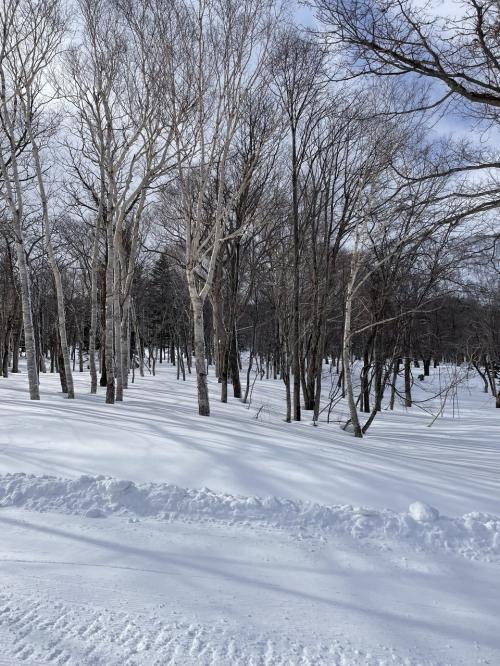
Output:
[65, 0, 179, 402]
[270, 30, 326, 421]
[166, 0, 279, 416]
[0, 0, 66, 400]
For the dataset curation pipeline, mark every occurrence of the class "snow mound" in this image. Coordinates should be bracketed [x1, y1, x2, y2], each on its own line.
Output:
[0, 473, 499, 562]
[408, 501, 439, 523]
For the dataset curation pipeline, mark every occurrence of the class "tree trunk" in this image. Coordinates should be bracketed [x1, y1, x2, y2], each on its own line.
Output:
[51, 266, 74, 397]
[484, 357, 497, 397]
[189, 283, 210, 416]
[404, 357, 412, 408]
[13, 233, 39, 399]
[89, 220, 102, 393]
[343, 332, 362, 437]
[305, 336, 319, 411]
[11, 316, 22, 374]
[312, 355, 322, 424]
[57, 333, 68, 394]
[132, 305, 144, 378]
[120, 300, 130, 390]
[210, 288, 223, 380]
[29, 126, 74, 398]
[114, 254, 124, 402]
[283, 349, 291, 423]
[78, 335, 84, 373]
[389, 359, 400, 410]
[373, 355, 384, 412]
[472, 362, 489, 393]
[360, 347, 371, 413]
[229, 325, 241, 398]
[221, 348, 228, 403]
[2, 318, 12, 378]
[243, 351, 254, 404]
[291, 127, 301, 422]
[104, 222, 115, 404]
[37, 315, 47, 374]
[342, 229, 362, 438]
[0, 91, 39, 398]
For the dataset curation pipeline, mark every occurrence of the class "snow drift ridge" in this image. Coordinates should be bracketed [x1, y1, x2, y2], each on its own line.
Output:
[0, 473, 498, 562]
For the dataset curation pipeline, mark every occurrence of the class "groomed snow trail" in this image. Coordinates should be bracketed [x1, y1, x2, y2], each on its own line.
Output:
[0, 589, 381, 666]
[0, 480, 499, 665]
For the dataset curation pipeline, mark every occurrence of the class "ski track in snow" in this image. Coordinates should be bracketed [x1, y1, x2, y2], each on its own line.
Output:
[0, 591, 422, 666]
[1, 478, 499, 666]
[1, 472, 499, 562]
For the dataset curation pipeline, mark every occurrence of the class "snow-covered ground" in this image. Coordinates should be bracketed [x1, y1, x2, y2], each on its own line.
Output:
[1, 362, 498, 514]
[0, 362, 499, 665]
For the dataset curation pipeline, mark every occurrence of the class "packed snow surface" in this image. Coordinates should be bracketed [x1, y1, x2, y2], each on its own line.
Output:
[0, 362, 499, 664]
[3, 504, 499, 666]
[1, 487, 500, 666]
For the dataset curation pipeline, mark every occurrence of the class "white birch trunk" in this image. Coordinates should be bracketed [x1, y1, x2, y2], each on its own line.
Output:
[114, 252, 123, 402]
[188, 277, 210, 416]
[13, 224, 40, 400]
[104, 221, 115, 404]
[342, 221, 363, 438]
[89, 172, 105, 394]
[0, 135, 39, 400]
[29, 134, 74, 398]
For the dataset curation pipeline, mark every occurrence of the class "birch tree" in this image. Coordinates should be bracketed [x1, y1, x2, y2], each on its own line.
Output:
[166, 0, 280, 416]
[0, 0, 65, 400]
[16, 0, 74, 397]
[64, 0, 180, 402]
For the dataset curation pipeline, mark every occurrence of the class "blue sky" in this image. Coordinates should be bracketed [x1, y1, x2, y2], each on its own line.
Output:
[294, 0, 498, 149]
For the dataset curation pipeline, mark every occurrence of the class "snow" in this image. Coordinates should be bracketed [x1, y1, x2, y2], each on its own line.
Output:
[1, 363, 498, 515]
[0, 501, 499, 665]
[0, 362, 499, 664]
[408, 501, 439, 523]
[1, 472, 499, 562]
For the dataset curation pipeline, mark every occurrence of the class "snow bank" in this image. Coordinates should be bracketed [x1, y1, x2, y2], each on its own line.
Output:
[0, 473, 499, 562]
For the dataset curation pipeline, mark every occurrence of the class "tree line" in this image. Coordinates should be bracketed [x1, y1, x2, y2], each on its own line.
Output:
[1, 0, 499, 437]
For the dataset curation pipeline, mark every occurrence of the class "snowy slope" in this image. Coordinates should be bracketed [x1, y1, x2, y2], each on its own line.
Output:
[0, 362, 499, 665]
[1, 502, 499, 666]
[1, 362, 498, 514]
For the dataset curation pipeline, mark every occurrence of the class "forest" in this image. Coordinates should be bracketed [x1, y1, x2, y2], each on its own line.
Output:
[0, 3, 500, 663]
[0, 0, 498, 436]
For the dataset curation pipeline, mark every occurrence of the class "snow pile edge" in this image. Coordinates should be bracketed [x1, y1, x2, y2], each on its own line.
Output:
[0, 473, 499, 562]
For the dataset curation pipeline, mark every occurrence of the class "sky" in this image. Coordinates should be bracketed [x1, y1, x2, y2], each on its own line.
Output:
[293, 0, 499, 150]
